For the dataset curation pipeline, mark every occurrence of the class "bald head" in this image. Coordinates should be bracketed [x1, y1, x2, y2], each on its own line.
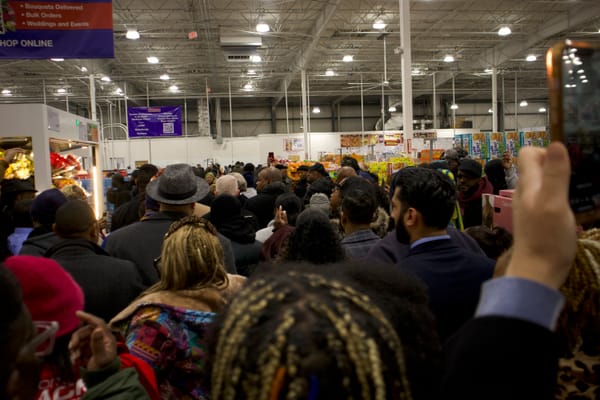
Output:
[336, 166, 357, 184]
[257, 167, 282, 193]
[216, 175, 239, 197]
[53, 200, 97, 240]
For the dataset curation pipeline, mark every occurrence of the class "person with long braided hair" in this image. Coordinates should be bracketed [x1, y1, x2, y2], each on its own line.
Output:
[111, 216, 245, 399]
[204, 261, 443, 400]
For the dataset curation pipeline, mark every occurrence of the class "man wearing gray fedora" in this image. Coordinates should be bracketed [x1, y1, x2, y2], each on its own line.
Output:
[104, 163, 236, 287]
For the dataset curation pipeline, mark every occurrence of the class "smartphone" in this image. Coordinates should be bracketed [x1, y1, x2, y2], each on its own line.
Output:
[546, 40, 600, 224]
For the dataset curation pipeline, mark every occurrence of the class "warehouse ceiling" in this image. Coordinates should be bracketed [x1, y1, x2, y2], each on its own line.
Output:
[1, 0, 599, 111]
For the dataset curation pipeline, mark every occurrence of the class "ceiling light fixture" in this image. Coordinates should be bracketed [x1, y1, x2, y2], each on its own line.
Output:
[519, 100, 528, 107]
[444, 55, 454, 63]
[57, 88, 67, 94]
[256, 23, 270, 33]
[160, 74, 170, 80]
[169, 85, 178, 92]
[100, 76, 111, 82]
[343, 55, 353, 62]
[498, 26, 511, 36]
[2, 89, 12, 95]
[243, 83, 254, 90]
[312, 106, 321, 114]
[115, 88, 123, 95]
[147, 56, 159, 64]
[325, 69, 335, 76]
[247, 69, 257, 75]
[488, 108, 493, 113]
[50, 58, 64, 62]
[80, 66, 88, 72]
[539, 107, 547, 113]
[126, 29, 140, 40]
[526, 54, 536, 62]
[450, 103, 459, 110]
[373, 19, 387, 30]
[250, 55, 262, 62]
[388, 106, 397, 112]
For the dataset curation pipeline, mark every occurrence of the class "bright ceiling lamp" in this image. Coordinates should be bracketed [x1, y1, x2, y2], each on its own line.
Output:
[312, 106, 321, 114]
[247, 69, 257, 75]
[243, 83, 254, 90]
[373, 19, 387, 30]
[444, 54, 454, 63]
[80, 66, 88, 72]
[388, 106, 397, 112]
[100, 76, 111, 82]
[115, 88, 123, 95]
[50, 58, 64, 62]
[169, 85, 178, 92]
[450, 103, 459, 110]
[2, 89, 12, 95]
[126, 29, 140, 40]
[539, 107, 547, 113]
[488, 108, 493, 113]
[325, 69, 334, 76]
[250, 55, 262, 62]
[160, 74, 170, 80]
[519, 100, 528, 107]
[147, 56, 159, 64]
[343, 55, 354, 62]
[498, 26, 511, 36]
[256, 23, 270, 33]
[526, 54, 536, 62]
[57, 88, 67, 94]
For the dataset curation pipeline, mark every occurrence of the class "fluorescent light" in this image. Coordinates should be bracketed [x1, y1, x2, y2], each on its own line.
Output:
[80, 66, 88, 72]
[243, 83, 253, 90]
[538, 107, 547, 113]
[256, 23, 270, 33]
[160, 74, 170, 80]
[488, 108, 493, 113]
[247, 69, 256, 75]
[100, 76, 111, 82]
[343, 55, 353, 62]
[373, 19, 387, 30]
[250, 55, 262, 62]
[147, 56, 159, 64]
[412, 69, 421, 75]
[126, 29, 140, 40]
[498, 26, 511, 36]
[325, 69, 335, 76]
[519, 100, 528, 107]
[312, 106, 321, 114]
[2, 89, 11, 94]
[526, 54, 536, 62]
[444, 55, 454, 63]
[57, 88, 67, 94]
[51, 58, 64, 62]
[450, 103, 459, 110]
[115, 88, 123, 95]
[484, 68, 493, 74]
[388, 106, 397, 112]
[169, 85, 178, 92]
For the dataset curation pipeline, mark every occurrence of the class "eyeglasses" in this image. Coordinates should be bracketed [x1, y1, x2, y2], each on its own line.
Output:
[21, 321, 59, 357]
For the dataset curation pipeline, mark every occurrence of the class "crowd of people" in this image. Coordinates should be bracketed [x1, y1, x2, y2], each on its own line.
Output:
[0, 142, 598, 399]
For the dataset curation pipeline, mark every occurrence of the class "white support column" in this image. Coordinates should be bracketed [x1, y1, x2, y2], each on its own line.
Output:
[432, 72, 437, 129]
[492, 67, 498, 132]
[89, 75, 97, 121]
[399, 0, 413, 141]
[301, 69, 309, 160]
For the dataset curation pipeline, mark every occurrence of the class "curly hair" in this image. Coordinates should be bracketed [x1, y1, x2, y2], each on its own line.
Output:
[279, 208, 345, 264]
[205, 261, 442, 400]
[143, 216, 228, 294]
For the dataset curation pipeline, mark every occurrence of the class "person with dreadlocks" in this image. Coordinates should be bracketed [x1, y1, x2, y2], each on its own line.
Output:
[204, 261, 443, 400]
[110, 215, 245, 399]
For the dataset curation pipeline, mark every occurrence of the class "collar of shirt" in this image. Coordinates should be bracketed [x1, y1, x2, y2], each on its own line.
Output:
[410, 234, 451, 249]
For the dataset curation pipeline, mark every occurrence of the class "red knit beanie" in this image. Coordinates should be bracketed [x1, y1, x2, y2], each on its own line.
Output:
[4, 255, 84, 337]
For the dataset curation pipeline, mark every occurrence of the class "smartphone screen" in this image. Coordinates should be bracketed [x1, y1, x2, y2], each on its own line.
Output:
[548, 41, 600, 221]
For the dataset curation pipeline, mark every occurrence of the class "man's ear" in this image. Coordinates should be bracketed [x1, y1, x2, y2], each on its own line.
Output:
[340, 210, 348, 226]
[403, 207, 419, 228]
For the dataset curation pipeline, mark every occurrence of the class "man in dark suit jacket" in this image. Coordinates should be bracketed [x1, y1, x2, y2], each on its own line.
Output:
[393, 167, 495, 340]
[46, 200, 145, 321]
[243, 167, 287, 228]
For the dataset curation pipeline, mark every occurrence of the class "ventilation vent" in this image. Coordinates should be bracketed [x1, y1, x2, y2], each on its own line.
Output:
[225, 53, 252, 62]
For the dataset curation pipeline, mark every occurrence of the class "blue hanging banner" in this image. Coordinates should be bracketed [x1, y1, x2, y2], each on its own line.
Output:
[128, 106, 184, 138]
[0, 0, 114, 59]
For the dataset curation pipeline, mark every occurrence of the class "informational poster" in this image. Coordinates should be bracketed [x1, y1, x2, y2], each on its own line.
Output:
[505, 132, 521, 157]
[127, 106, 183, 138]
[0, 0, 114, 59]
[383, 133, 403, 146]
[284, 138, 303, 152]
[471, 132, 488, 160]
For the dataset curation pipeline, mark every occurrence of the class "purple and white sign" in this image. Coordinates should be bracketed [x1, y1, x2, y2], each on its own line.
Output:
[0, 0, 114, 59]
[128, 106, 183, 138]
